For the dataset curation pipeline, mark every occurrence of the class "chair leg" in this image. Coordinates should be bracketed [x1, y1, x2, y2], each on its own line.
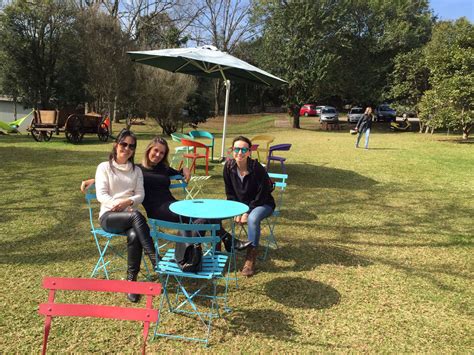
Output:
[42, 316, 52, 355]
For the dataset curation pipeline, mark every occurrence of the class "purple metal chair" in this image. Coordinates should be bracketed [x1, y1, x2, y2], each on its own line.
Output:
[266, 143, 292, 173]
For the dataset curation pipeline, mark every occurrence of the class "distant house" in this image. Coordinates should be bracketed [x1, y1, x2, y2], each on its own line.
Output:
[0, 95, 33, 131]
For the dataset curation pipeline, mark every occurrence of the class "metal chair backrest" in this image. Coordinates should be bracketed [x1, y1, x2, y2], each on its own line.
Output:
[188, 130, 214, 141]
[269, 143, 292, 154]
[250, 134, 275, 161]
[84, 183, 98, 230]
[169, 174, 187, 199]
[268, 173, 288, 210]
[39, 277, 161, 355]
[171, 132, 192, 143]
[180, 138, 207, 150]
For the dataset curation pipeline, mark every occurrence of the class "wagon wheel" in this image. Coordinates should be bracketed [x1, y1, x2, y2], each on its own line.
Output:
[65, 114, 84, 144]
[97, 122, 109, 142]
[42, 131, 53, 141]
[31, 126, 44, 142]
[30, 121, 52, 142]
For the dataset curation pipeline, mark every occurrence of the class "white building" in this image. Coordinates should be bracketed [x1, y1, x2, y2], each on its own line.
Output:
[0, 95, 34, 132]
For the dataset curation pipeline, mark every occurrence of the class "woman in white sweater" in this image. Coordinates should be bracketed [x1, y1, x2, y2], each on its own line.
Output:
[95, 129, 156, 303]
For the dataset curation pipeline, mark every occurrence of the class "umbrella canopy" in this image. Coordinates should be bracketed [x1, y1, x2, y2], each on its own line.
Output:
[127, 45, 287, 158]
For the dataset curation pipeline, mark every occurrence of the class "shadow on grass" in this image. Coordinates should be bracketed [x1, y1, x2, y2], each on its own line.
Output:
[280, 163, 378, 190]
[230, 308, 299, 340]
[0, 146, 106, 265]
[265, 277, 340, 309]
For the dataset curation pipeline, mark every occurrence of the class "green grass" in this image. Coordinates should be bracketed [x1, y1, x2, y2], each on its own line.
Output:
[1, 115, 473, 352]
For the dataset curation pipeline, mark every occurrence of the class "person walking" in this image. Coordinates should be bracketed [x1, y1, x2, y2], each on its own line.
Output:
[355, 106, 374, 149]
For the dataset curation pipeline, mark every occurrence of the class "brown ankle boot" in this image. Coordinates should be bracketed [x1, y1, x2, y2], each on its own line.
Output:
[241, 246, 257, 277]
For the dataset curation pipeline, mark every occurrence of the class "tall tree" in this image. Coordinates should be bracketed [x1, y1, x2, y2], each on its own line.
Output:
[389, 47, 430, 129]
[0, 0, 85, 108]
[258, 0, 433, 128]
[259, 0, 347, 128]
[420, 19, 474, 139]
[75, 7, 133, 123]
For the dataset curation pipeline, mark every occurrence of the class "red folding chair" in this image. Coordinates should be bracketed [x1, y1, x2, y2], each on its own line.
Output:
[179, 138, 210, 175]
[38, 277, 161, 354]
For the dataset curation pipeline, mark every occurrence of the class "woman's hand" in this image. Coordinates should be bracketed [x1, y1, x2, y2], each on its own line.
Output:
[182, 167, 191, 183]
[234, 213, 249, 224]
[80, 179, 95, 193]
[111, 199, 133, 212]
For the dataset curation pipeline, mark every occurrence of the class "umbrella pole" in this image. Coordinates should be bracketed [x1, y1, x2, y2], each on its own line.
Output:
[220, 79, 231, 161]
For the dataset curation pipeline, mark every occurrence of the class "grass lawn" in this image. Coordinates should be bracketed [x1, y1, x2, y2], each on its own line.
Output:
[1, 114, 473, 352]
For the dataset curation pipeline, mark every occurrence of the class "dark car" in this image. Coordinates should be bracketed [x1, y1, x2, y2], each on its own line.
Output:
[375, 105, 397, 122]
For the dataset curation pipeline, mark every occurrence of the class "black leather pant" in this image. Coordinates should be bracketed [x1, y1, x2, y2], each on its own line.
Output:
[100, 210, 155, 275]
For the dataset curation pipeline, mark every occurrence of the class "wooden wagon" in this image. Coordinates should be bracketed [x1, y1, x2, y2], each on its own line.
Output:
[28, 109, 110, 143]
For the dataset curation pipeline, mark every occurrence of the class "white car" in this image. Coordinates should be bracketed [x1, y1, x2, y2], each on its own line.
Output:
[347, 107, 364, 123]
[320, 106, 338, 122]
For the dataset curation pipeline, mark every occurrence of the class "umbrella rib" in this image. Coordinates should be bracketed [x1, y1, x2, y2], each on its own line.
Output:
[247, 71, 271, 86]
[174, 61, 192, 72]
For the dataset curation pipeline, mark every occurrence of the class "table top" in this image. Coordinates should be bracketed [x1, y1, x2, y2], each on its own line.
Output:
[170, 199, 248, 219]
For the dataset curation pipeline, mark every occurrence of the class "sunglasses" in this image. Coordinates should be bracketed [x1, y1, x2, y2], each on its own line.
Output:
[118, 142, 136, 150]
[233, 147, 249, 154]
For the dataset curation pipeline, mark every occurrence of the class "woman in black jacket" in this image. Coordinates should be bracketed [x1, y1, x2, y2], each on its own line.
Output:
[355, 106, 374, 149]
[223, 136, 275, 277]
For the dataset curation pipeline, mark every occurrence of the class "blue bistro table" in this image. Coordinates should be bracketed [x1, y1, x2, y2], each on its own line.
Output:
[170, 199, 248, 288]
[170, 199, 248, 220]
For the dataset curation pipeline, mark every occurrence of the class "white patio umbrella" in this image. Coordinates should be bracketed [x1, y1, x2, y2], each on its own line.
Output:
[127, 45, 287, 159]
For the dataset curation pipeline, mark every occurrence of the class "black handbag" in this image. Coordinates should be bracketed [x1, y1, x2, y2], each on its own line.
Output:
[174, 242, 203, 272]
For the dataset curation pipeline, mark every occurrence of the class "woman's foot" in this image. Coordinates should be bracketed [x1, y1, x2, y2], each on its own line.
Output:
[126, 271, 141, 303]
[222, 232, 252, 252]
[242, 246, 258, 277]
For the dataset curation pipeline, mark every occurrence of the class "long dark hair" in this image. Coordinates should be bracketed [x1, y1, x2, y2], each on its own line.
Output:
[142, 136, 170, 169]
[109, 129, 137, 171]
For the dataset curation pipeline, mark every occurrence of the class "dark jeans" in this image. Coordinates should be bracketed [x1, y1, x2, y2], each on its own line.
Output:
[100, 210, 155, 275]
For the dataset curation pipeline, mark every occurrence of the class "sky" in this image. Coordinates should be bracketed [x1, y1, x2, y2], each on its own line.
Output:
[430, 0, 474, 22]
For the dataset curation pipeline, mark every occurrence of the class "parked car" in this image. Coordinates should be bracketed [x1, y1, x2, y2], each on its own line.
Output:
[315, 105, 325, 116]
[299, 104, 318, 117]
[347, 107, 365, 123]
[320, 106, 339, 122]
[375, 104, 397, 122]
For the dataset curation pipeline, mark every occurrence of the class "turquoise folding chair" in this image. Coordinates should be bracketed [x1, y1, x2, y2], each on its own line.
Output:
[169, 174, 188, 199]
[237, 173, 288, 261]
[188, 130, 215, 161]
[149, 219, 229, 346]
[85, 184, 153, 279]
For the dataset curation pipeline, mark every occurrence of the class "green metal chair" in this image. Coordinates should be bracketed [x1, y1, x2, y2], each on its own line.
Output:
[149, 219, 229, 346]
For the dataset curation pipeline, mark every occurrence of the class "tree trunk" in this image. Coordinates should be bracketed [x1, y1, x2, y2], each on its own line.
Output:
[293, 112, 300, 129]
[214, 80, 220, 117]
[419, 121, 424, 133]
[113, 95, 119, 124]
[462, 124, 471, 140]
